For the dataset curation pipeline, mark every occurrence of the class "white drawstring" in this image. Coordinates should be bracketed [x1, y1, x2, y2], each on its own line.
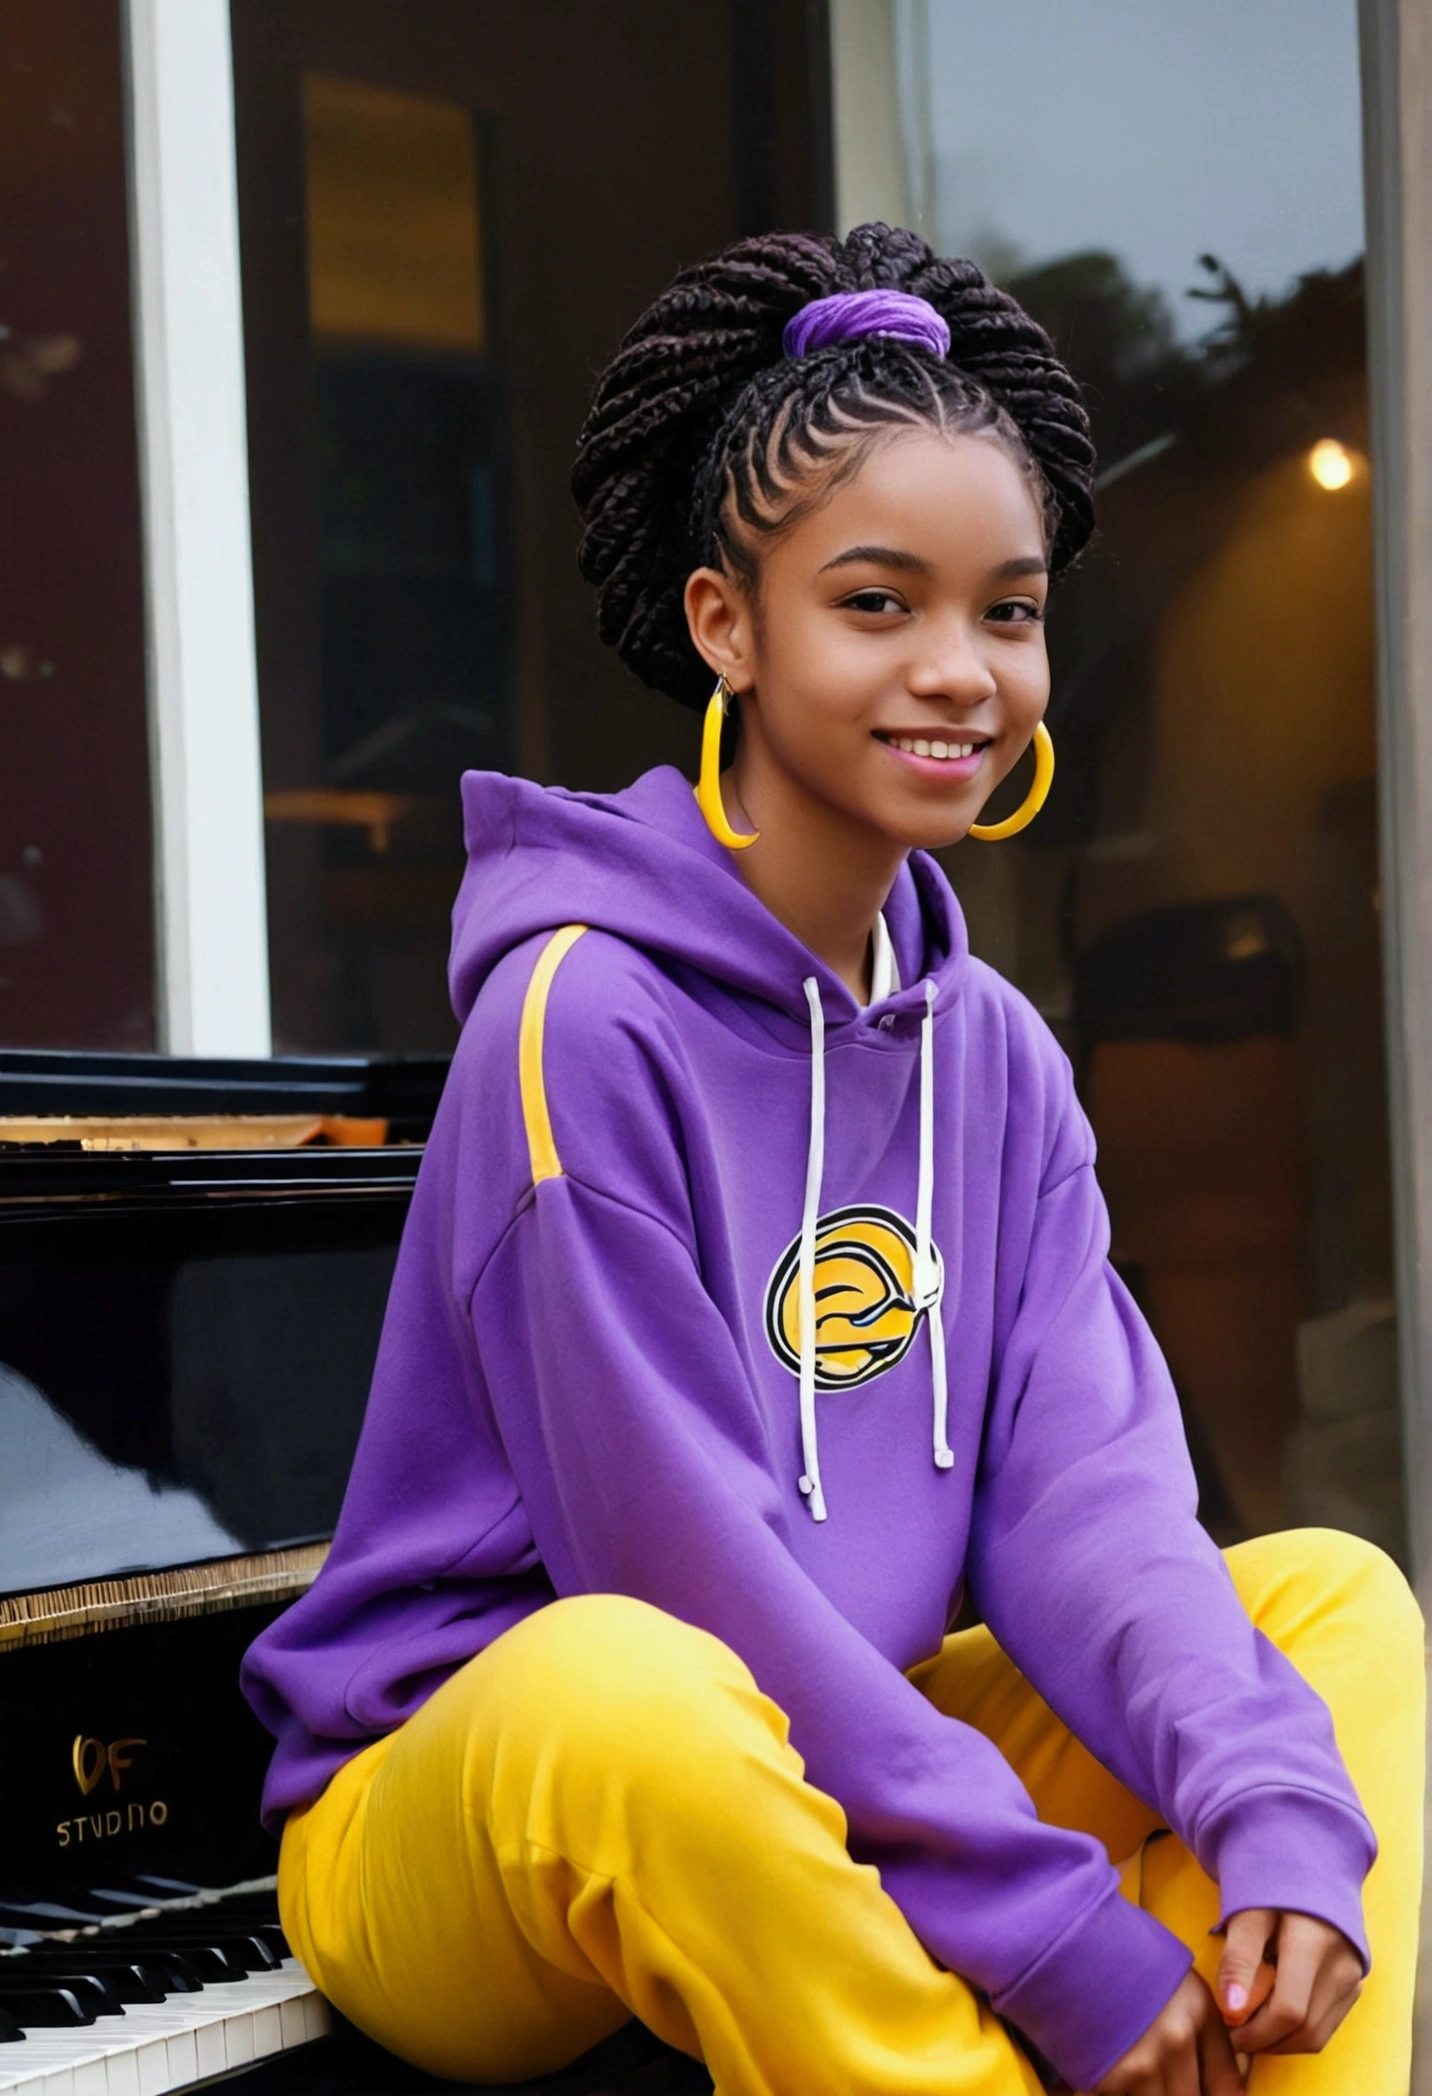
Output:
[795, 973, 950, 1520]
[917, 981, 954, 1469]
[798, 977, 828, 1521]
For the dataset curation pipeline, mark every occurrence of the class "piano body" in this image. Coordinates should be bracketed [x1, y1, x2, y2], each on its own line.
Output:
[0, 1051, 710, 2096]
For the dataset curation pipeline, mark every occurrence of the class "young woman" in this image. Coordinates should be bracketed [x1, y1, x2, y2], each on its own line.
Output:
[243, 225, 1423, 2096]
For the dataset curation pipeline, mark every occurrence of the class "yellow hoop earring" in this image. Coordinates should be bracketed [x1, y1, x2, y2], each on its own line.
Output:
[969, 721, 1054, 842]
[694, 677, 759, 851]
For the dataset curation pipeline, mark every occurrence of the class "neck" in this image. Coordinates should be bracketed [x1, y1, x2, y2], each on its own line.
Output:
[722, 754, 904, 1004]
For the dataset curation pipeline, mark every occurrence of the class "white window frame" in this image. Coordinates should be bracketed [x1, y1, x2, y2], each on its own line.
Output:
[1359, 2, 1432, 2082]
[123, 0, 271, 1056]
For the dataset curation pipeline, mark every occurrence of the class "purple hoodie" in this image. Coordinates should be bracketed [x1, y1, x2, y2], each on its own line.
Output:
[242, 764, 1373, 2091]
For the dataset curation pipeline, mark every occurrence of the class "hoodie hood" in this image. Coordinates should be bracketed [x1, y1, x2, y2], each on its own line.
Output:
[449, 764, 968, 1031]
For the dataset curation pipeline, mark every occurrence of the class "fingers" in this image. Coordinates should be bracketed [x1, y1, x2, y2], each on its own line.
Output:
[1217, 1908, 1275, 2025]
[1197, 2005, 1245, 2096]
[1094, 1972, 1230, 2096]
[1236, 1914, 1362, 2055]
[1258, 1974, 1363, 2058]
[1288, 1978, 1362, 2056]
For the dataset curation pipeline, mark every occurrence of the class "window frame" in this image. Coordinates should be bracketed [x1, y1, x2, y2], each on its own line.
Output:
[124, 0, 271, 1055]
[1358, 0, 1432, 2076]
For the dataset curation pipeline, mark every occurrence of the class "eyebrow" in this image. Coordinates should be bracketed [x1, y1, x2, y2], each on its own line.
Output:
[816, 545, 1049, 580]
[818, 544, 931, 574]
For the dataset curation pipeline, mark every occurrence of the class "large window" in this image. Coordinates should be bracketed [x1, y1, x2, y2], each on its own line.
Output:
[834, 0, 1396, 1556]
[229, 0, 831, 1054]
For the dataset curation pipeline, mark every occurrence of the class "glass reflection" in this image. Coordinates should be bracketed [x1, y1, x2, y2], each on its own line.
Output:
[233, 0, 832, 1057]
[0, 0, 156, 1047]
[865, 0, 1398, 1553]
[0, 1240, 397, 1598]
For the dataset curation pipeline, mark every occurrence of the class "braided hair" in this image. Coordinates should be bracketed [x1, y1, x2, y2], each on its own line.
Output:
[572, 223, 1096, 709]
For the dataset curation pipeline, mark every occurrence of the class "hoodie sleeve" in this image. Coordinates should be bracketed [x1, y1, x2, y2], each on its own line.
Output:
[469, 1115, 1193, 2086]
[965, 1038, 1375, 1990]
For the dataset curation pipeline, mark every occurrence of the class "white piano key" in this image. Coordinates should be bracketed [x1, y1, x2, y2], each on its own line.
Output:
[250, 2006, 281, 2060]
[190, 2023, 224, 2083]
[221, 2014, 253, 2071]
[0, 1961, 325, 2096]
[161, 2034, 194, 2092]
[101, 2047, 137, 2096]
[301, 1993, 330, 2043]
[133, 2044, 166, 2096]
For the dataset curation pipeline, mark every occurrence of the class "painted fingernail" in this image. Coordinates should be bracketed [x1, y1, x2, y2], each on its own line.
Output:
[1226, 1983, 1248, 2012]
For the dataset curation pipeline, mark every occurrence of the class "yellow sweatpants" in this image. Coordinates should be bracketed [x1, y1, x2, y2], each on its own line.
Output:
[278, 1530, 1424, 2095]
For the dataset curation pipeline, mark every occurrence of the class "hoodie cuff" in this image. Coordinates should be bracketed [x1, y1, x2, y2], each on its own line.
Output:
[991, 1886, 1193, 2093]
[1204, 1786, 1374, 1971]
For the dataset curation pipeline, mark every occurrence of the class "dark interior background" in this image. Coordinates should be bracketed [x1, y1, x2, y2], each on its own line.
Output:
[0, 0, 155, 1049]
[230, 0, 833, 1055]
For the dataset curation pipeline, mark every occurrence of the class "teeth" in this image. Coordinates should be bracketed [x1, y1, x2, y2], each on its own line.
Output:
[888, 737, 979, 761]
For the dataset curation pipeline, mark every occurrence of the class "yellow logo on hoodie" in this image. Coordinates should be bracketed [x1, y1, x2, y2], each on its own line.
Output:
[764, 1205, 941, 1391]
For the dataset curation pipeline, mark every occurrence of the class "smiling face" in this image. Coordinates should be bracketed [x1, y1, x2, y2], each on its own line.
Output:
[687, 426, 1052, 856]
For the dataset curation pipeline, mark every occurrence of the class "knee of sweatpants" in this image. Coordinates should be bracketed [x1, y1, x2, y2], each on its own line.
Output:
[472, 1594, 791, 1802]
[1232, 1526, 1424, 1663]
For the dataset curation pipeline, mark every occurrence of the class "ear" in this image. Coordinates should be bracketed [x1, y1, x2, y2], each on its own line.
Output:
[683, 566, 757, 694]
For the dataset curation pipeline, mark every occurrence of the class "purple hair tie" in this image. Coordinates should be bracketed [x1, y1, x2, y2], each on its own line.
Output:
[782, 288, 951, 361]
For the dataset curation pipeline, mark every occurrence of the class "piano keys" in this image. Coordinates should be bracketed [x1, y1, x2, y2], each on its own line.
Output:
[0, 1881, 330, 2096]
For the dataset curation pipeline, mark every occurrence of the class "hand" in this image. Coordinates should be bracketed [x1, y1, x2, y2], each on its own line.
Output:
[1217, 1908, 1362, 2056]
[1093, 1969, 1243, 2095]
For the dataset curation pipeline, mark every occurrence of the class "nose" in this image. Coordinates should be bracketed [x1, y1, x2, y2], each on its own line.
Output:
[906, 614, 998, 706]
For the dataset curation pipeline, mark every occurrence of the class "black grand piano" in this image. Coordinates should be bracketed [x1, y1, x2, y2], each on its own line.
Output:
[0, 1052, 710, 2096]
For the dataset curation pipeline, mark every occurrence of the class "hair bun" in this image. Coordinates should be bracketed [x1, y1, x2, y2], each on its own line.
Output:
[573, 224, 1095, 704]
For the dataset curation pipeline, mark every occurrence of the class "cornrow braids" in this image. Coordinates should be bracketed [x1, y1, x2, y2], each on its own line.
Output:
[572, 223, 1096, 708]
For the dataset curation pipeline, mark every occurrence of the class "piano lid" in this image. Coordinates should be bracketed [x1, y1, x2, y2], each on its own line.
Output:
[0, 1049, 447, 1142]
[0, 1051, 445, 1604]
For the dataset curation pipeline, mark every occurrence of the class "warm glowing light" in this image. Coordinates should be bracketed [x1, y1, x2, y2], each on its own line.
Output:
[1309, 438, 1354, 490]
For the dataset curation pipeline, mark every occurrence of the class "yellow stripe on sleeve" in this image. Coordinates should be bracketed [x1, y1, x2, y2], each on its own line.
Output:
[518, 924, 588, 1184]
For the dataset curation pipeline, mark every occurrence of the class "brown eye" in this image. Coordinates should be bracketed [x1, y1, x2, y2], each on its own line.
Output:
[842, 588, 904, 615]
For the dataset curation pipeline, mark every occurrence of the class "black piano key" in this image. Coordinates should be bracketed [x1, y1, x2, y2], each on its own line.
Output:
[123, 1922, 278, 1971]
[117, 1949, 204, 1993]
[218, 1910, 288, 1951]
[17, 1971, 125, 2017]
[32, 1941, 204, 1992]
[236, 1921, 287, 1955]
[0, 1985, 94, 2028]
[101, 1937, 243, 1981]
[20, 1951, 171, 2003]
[0, 2004, 22, 2044]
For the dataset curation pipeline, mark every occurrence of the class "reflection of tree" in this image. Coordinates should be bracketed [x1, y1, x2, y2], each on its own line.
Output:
[999, 248, 1365, 491]
[987, 252, 1367, 848]
[954, 247, 1390, 1543]
[1002, 249, 1199, 467]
